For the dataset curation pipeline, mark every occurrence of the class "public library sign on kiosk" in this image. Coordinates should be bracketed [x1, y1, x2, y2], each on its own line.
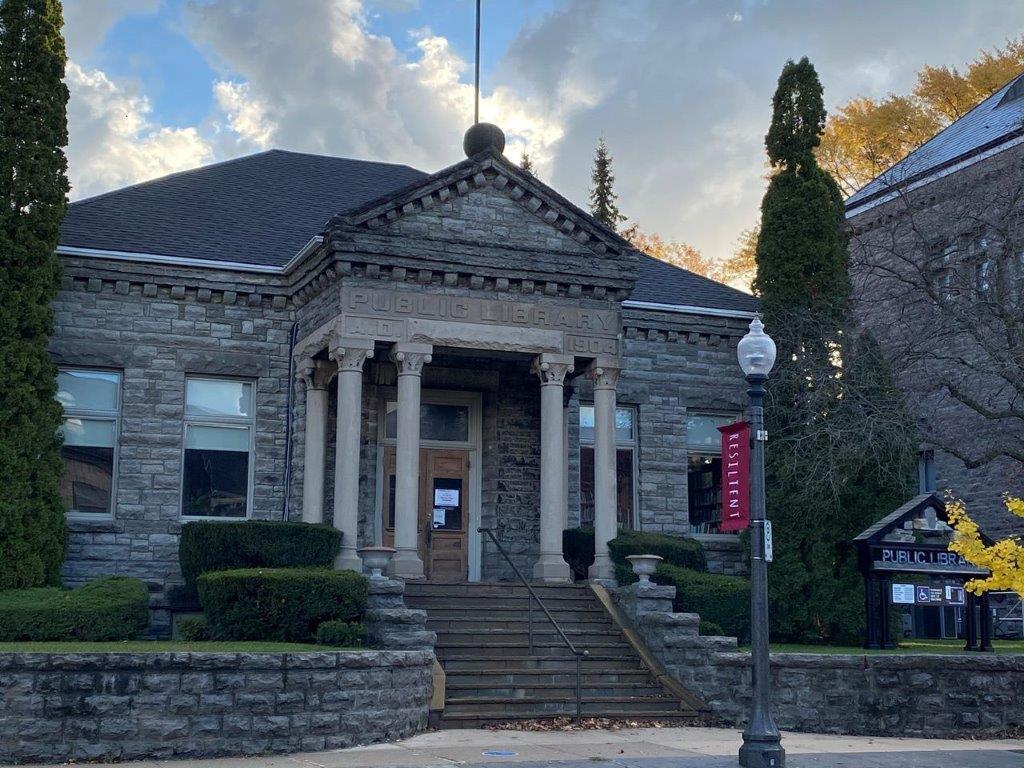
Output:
[51, 124, 759, 621]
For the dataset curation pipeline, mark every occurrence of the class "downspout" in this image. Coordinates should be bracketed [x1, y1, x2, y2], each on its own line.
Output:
[281, 320, 299, 520]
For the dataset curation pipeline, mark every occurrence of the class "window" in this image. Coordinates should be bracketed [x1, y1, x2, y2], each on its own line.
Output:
[579, 405, 637, 529]
[57, 369, 121, 516]
[384, 401, 470, 443]
[182, 377, 254, 518]
[975, 259, 991, 297]
[686, 413, 738, 534]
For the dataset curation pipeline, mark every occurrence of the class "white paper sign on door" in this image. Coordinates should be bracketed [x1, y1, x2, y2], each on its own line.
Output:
[434, 488, 459, 507]
[432, 508, 446, 527]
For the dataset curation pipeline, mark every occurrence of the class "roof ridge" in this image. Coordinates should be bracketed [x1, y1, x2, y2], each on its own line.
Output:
[69, 149, 280, 206]
[846, 72, 1024, 206]
[70, 148, 427, 208]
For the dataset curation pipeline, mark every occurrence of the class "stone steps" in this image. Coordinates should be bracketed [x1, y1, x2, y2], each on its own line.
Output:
[403, 581, 701, 726]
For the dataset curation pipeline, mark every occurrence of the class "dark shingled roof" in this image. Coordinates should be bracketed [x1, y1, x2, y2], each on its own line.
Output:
[60, 149, 757, 313]
[846, 72, 1024, 213]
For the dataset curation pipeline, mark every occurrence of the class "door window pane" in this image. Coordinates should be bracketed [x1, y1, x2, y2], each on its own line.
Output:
[57, 370, 119, 412]
[579, 446, 635, 529]
[185, 378, 253, 418]
[384, 402, 470, 442]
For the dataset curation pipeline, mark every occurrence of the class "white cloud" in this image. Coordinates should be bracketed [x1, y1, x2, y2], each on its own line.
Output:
[66, 63, 213, 200]
[186, 0, 563, 173]
[213, 81, 275, 151]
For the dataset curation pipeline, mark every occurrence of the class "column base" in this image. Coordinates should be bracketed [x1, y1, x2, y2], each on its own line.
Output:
[391, 548, 425, 580]
[334, 547, 363, 574]
[533, 553, 571, 583]
[588, 554, 615, 583]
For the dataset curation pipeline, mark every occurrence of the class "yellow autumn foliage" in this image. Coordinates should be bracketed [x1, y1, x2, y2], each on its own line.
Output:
[947, 496, 1024, 597]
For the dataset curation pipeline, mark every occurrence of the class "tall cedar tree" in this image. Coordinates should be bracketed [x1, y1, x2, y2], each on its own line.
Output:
[755, 59, 914, 644]
[588, 137, 625, 231]
[0, 0, 69, 588]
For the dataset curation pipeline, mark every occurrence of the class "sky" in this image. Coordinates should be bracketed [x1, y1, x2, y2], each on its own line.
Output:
[62, 0, 1024, 264]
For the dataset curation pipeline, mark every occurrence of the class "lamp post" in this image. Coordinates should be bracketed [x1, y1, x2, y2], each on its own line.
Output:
[736, 315, 785, 768]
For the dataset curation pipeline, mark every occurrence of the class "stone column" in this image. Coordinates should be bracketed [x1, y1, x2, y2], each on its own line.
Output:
[328, 337, 375, 572]
[299, 359, 334, 524]
[533, 353, 574, 582]
[390, 342, 433, 580]
[588, 357, 621, 582]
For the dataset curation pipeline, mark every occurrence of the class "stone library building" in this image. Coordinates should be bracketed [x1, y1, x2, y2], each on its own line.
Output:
[53, 125, 757, 622]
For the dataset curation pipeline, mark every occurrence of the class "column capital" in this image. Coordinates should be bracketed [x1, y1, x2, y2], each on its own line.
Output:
[587, 356, 622, 391]
[390, 342, 433, 376]
[329, 336, 375, 372]
[532, 353, 575, 386]
[298, 358, 334, 391]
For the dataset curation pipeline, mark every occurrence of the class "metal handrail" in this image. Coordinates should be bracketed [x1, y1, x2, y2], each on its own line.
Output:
[478, 527, 588, 721]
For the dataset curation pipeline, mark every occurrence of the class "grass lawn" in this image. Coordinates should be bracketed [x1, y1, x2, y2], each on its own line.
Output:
[0, 641, 341, 652]
[750, 639, 1024, 655]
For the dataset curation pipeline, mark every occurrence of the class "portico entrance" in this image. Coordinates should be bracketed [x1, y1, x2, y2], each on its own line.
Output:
[377, 390, 482, 582]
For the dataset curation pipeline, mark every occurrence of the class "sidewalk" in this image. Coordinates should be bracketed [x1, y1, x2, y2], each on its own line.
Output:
[45, 727, 1024, 768]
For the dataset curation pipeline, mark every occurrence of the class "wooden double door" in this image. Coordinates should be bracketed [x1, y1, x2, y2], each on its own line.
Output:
[381, 446, 471, 581]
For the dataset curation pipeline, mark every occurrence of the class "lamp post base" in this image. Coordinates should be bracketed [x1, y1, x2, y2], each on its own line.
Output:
[739, 737, 785, 768]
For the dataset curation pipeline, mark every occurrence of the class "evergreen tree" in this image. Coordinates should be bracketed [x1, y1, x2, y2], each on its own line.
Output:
[755, 59, 915, 644]
[519, 151, 534, 175]
[588, 137, 625, 231]
[0, 0, 70, 588]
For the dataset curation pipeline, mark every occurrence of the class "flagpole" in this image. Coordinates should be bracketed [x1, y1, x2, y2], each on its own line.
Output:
[474, 0, 481, 124]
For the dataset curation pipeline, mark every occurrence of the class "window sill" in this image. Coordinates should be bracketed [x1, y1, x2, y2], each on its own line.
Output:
[66, 515, 118, 533]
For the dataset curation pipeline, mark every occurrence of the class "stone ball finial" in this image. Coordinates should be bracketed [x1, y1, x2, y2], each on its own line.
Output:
[463, 122, 506, 157]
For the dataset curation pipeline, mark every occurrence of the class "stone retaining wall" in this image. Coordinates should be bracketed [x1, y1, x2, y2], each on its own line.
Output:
[614, 582, 1024, 738]
[0, 650, 433, 764]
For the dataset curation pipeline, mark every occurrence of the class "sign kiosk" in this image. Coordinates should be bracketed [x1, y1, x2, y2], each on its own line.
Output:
[854, 493, 993, 651]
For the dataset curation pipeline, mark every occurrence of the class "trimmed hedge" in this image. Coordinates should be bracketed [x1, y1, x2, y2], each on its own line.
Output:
[607, 530, 707, 572]
[0, 576, 149, 641]
[316, 620, 367, 647]
[563, 527, 708, 579]
[179, 520, 342, 597]
[198, 567, 367, 643]
[654, 564, 750, 641]
[176, 616, 211, 641]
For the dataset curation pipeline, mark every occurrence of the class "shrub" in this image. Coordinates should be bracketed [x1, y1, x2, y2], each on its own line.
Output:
[654, 564, 750, 641]
[179, 520, 342, 598]
[198, 567, 367, 643]
[699, 620, 725, 636]
[176, 615, 211, 641]
[608, 530, 707, 572]
[0, 576, 149, 641]
[316, 620, 367, 647]
[562, 527, 595, 581]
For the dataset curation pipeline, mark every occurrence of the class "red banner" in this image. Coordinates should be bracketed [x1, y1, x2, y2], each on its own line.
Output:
[718, 421, 750, 532]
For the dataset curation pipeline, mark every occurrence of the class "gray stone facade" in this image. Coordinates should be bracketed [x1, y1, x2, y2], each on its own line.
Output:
[52, 148, 751, 608]
[0, 650, 433, 764]
[848, 142, 1024, 538]
[615, 582, 1024, 737]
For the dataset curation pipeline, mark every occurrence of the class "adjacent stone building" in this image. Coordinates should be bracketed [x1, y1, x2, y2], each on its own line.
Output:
[54, 125, 755, 629]
[847, 73, 1024, 538]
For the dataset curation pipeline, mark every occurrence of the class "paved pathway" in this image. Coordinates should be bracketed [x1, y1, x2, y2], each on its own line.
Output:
[50, 727, 1024, 768]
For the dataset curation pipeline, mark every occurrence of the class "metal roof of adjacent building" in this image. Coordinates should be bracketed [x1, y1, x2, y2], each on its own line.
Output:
[845, 72, 1024, 214]
[59, 149, 757, 314]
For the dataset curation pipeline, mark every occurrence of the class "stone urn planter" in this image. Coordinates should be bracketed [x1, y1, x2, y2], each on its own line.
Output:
[357, 546, 396, 580]
[626, 554, 663, 586]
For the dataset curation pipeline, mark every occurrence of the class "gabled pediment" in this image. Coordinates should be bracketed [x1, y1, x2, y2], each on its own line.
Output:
[322, 150, 638, 295]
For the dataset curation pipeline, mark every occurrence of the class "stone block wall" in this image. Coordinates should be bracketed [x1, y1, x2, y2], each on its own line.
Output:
[614, 582, 1024, 738]
[0, 650, 433, 764]
[51, 260, 294, 633]
[692, 533, 746, 576]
